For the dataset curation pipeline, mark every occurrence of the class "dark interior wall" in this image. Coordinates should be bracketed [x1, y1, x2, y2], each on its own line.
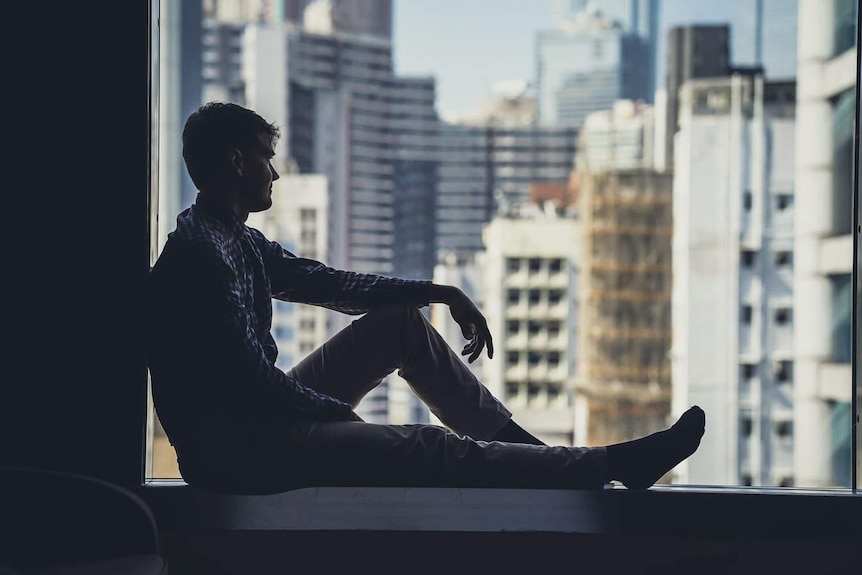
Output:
[4, 1, 151, 487]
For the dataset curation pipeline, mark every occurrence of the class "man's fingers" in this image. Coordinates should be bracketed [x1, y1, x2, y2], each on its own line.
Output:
[480, 323, 494, 359]
[469, 339, 484, 363]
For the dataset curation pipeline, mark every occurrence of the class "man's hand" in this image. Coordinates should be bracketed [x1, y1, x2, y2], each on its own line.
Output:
[430, 284, 494, 363]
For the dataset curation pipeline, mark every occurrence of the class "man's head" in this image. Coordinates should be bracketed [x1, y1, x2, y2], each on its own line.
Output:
[182, 102, 281, 215]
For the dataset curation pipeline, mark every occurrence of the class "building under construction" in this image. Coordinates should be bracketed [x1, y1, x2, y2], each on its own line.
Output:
[574, 167, 674, 448]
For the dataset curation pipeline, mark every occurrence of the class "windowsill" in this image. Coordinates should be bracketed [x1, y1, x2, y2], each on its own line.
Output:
[136, 480, 861, 543]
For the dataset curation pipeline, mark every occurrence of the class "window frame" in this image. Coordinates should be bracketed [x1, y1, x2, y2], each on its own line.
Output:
[138, 0, 862, 505]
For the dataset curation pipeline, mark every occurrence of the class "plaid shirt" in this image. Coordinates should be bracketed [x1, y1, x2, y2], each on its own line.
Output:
[146, 196, 430, 443]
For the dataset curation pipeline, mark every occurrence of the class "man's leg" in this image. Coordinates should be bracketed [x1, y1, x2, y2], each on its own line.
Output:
[288, 305, 513, 441]
[177, 406, 704, 494]
[268, 420, 607, 491]
[211, 407, 704, 493]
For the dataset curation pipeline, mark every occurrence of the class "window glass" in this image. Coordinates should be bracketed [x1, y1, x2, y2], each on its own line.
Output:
[147, 0, 859, 489]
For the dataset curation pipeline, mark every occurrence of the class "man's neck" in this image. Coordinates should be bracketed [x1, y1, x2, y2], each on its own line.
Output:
[197, 190, 249, 223]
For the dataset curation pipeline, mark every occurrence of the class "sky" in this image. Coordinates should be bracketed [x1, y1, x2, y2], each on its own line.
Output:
[393, 0, 739, 118]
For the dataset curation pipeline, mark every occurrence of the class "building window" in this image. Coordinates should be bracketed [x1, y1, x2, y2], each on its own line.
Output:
[528, 351, 542, 366]
[742, 363, 757, 379]
[775, 421, 793, 438]
[507, 289, 520, 305]
[548, 289, 564, 305]
[832, 89, 856, 234]
[775, 361, 793, 383]
[527, 382, 541, 401]
[774, 307, 791, 325]
[774, 251, 792, 267]
[741, 417, 753, 438]
[548, 351, 561, 366]
[775, 193, 792, 211]
[830, 274, 852, 363]
[778, 476, 794, 488]
[549, 258, 563, 273]
[741, 304, 753, 324]
[506, 258, 520, 272]
[507, 320, 520, 335]
[528, 321, 542, 335]
[741, 250, 756, 268]
[741, 474, 753, 486]
[507, 351, 520, 366]
[528, 258, 542, 272]
[547, 321, 561, 337]
[505, 382, 520, 400]
[528, 289, 542, 304]
[743, 190, 752, 211]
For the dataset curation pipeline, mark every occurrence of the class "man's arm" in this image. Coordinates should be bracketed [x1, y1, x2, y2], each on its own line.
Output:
[256, 232, 493, 363]
[257, 233, 430, 314]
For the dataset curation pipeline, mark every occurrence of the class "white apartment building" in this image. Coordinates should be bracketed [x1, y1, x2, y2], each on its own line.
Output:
[793, 0, 857, 488]
[247, 174, 332, 372]
[673, 72, 797, 486]
[480, 212, 580, 446]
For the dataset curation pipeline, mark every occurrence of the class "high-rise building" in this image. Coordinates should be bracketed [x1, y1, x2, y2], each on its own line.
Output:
[437, 93, 578, 260]
[793, 0, 857, 488]
[480, 211, 581, 446]
[575, 176, 673, 450]
[552, 1, 660, 99]
[303, 0, 392, 39]
[574, 115, 673, 451]
[391, 76, 439, 282]
[204, 0, 301, 24]
[537, 11, 650, 127]
[663, 25, 731, 172]
[735, 0, 798, 80]
[673, 72, 797, 486]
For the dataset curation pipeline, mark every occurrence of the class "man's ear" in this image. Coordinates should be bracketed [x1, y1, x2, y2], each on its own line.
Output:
[228, 148, 244, 177]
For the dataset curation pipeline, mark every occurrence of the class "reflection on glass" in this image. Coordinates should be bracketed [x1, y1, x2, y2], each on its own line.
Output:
[146, 0, 859, 488]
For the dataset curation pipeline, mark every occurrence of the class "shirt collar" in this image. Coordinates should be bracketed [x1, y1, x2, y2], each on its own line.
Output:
[193, 193, 246, 239]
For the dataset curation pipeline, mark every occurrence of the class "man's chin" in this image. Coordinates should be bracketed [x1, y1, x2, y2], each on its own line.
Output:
[251, 198, 273, 212]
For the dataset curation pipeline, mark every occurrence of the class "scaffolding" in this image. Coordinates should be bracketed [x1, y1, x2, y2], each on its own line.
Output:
[575, 169, 674, 446]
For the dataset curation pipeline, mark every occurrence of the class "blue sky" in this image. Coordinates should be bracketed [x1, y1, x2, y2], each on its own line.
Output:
[393, 0, 738, 118]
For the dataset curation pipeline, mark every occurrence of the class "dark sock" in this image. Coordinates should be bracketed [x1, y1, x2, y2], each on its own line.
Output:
[605, 406, 706, 490]
[491, 419, 547, 446]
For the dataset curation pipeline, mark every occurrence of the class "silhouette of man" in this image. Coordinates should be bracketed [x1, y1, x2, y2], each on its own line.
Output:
[146, 102, 705, 495]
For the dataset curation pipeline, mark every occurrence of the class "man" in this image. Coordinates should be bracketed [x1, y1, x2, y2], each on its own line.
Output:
[146, 102, 705, 495]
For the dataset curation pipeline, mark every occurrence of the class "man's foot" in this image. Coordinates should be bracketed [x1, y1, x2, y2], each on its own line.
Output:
[605, 406, 705, 490]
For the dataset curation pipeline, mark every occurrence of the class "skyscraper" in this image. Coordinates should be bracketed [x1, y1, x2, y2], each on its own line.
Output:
[673, 72, 797, 486]
[793, 0, 857, 488]
[663, 25, 731, 171]
[303, 0, 392, 39]
[734, 0, 799, 80]
[537, 5, 656, 127]
[549, 1, 660, 105]
[437, 93, 578, 260]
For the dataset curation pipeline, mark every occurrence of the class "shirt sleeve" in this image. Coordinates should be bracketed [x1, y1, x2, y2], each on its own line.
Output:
[182, 244, 354, 421]
[256, 233, 431, 315]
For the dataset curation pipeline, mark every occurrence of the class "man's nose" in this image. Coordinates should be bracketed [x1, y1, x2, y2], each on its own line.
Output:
[270, 163, 280, 181]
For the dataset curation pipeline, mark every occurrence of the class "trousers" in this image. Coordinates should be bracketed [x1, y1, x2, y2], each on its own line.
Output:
[177, 305, 606, 494]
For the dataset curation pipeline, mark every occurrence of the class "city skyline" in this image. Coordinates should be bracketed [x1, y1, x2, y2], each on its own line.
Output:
[394, 0, 738, 118]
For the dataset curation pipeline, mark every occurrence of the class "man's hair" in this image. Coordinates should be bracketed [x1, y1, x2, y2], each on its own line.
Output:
[182, 102, 280, 191]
